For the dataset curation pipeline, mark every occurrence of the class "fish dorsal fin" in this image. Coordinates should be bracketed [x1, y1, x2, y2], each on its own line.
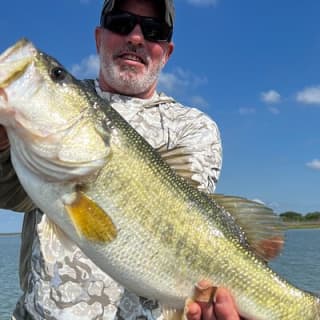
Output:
[156, 144, 200, 189]
[209, 194, 285, 261]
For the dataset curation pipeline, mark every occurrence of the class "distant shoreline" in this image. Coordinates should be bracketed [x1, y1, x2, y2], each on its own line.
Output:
[0, 232, 21, 237]
[283, 222, 320, 230]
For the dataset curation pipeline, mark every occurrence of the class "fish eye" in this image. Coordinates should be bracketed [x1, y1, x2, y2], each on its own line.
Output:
[50, 67, 67, 82]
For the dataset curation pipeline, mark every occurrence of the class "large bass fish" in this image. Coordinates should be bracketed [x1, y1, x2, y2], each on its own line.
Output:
[0, 39, 319, 319]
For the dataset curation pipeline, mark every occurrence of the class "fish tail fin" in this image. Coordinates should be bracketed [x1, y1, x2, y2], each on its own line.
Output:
[315, 298, 320, 320]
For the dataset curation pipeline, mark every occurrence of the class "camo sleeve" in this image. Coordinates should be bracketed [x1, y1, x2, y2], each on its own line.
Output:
[173, 106, 222, 194]
[0, 148, 34, 212]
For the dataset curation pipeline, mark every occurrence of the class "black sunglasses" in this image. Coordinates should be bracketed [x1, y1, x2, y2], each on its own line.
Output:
[101, 10, 172, 43]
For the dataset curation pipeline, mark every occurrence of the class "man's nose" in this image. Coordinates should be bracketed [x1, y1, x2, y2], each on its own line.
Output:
[126, 24, 145, 45]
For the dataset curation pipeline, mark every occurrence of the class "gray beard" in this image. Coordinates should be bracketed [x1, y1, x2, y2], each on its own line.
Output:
[101, 58, 164, 96]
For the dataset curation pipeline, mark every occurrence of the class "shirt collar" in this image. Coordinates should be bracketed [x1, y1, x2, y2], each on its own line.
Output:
[94, 80, 175, 108]
[94, 80, 159, 104]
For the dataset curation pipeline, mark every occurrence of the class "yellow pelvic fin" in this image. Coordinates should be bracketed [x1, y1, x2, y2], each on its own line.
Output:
[65, 191, 117, 243]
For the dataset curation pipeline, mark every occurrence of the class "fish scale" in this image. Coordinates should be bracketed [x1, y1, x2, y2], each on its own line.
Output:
[85, 108, 320, 318]
[0, 39, 319, 319]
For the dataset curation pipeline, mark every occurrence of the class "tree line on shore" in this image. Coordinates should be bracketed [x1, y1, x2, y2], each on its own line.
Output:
[279, 211, 320, 222]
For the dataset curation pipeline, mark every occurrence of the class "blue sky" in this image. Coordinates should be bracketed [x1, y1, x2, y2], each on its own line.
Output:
[1, 0, 320, 232]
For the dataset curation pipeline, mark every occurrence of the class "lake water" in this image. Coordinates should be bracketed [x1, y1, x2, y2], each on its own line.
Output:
[0, 235, 21, 320]
[0, 229, 319, 319]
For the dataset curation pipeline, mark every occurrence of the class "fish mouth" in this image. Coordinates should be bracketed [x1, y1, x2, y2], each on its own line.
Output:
[0, 39, 34, 89]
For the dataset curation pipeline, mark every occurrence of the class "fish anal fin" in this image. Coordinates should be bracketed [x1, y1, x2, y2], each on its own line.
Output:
[209, 194, 285, 261]
[65, 191, 117, 243]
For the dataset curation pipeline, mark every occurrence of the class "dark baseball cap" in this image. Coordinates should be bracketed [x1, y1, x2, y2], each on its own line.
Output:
[100, 0, 175, 28]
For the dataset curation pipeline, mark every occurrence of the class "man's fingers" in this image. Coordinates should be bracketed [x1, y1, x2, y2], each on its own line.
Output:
[187, 280, 217, 320]
[186, 281, 243, 320]
[197, 301, 216, 320]
[186, 301, 217, 320]
[185, 302, 202, 320]
[214, 287, 240, 320]
[194, 280, 216, 302]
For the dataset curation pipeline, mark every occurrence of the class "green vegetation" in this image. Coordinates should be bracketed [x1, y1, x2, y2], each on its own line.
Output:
[280, 211, 320, 221]
[280, 211, 320, 229]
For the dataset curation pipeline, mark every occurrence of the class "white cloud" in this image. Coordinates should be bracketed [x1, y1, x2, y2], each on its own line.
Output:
[189, 95, 209, 108]
[159, 68, 207, 93]
[251, 198, 265, 205]
[70, 54, 99, 79]
[158, 71, 187, 92]
[261, 90, 281, 104]
[239, 107, 256, 115]
[187, 0, 219, 6]
[175, 68, 208, 87]
[268, 106, 280, 115]
[306, 159, 320, 170]
[158, 68, 209, 107]
[251, 199, 281, 213]
[267, 202, 282, 213]
[296, 86, 320, 105]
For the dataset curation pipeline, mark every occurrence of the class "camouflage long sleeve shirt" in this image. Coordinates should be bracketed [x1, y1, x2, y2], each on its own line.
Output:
[1, 81, 222, 320]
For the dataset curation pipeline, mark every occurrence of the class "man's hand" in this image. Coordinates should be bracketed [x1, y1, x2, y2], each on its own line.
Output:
[186, 281, 242, 320]
[0, 125, 9, 151]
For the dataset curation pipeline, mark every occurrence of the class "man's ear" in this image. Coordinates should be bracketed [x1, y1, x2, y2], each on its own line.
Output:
[95, 27, 102, 54]
[165, 42, 174, 62]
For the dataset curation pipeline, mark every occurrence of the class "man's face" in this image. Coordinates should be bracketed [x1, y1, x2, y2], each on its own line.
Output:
[95, 0, 174, 98]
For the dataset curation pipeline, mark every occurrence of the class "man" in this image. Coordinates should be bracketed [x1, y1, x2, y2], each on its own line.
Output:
[0, 0, 241, 319]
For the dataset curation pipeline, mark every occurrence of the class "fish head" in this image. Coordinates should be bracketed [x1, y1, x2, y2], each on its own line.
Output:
[0, 38, 88, 133]
[0, 39, 109, 181]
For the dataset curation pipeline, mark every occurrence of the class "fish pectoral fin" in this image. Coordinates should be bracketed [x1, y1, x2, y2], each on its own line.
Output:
[161, 306, 185, 320]
[209, 194, 285, 261]
[64, 191, 117, 243]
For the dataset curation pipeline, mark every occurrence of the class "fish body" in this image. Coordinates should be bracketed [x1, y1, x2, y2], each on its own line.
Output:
[0, 39, 319, 319]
